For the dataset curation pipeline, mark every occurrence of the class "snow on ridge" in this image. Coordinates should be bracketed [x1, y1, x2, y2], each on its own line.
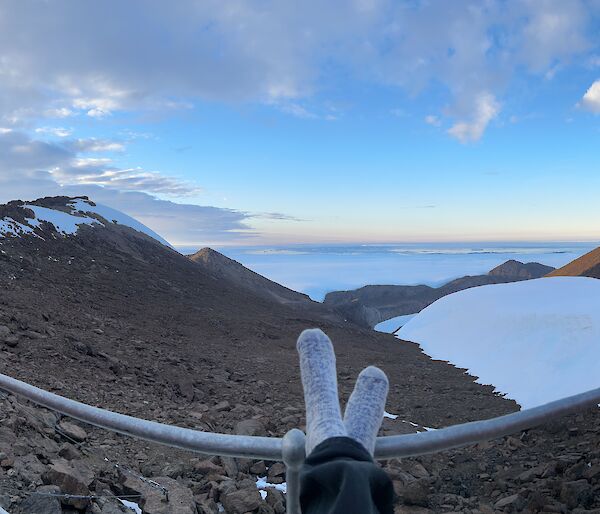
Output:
[398, 277, 600, 409]
[24, 204, 100, 235]
[68, 199, 172, 248]
[0, 217, 41, 238]
[0, 197, 171, 248]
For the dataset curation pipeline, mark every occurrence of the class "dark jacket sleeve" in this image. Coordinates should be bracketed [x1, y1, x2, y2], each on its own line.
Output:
[299, 437, 394, 514]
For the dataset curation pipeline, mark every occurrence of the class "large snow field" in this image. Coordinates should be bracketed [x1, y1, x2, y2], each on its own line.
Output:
[398, 277, 600, 409]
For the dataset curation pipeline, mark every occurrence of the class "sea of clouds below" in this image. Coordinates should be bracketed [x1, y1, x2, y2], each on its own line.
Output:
[176, 242, 598, 301]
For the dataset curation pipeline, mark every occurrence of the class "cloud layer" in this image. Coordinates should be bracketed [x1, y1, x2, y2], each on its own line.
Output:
[0, 130, 254, 245]
[1, 1, 598, 140]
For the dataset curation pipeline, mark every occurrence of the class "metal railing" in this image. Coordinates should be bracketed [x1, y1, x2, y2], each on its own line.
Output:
[1, 372, 599, 514]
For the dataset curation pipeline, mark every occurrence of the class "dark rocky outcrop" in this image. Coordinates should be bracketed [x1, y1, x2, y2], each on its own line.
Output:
[324, 260, 556, 328]
[189, 247, 343, 323]
[488, 259, 554, 279]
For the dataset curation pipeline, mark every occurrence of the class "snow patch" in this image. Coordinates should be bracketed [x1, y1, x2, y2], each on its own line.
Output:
[384, 410, 436, 432]
[256, 476, 287, 497]
[119, 499, 142, 514]
[398, 277, 600, 409]
[24, 204, 99, 235]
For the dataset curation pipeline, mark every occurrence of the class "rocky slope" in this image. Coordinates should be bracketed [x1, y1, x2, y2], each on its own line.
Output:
[0, 197, 598, 513]
[188, 248, 341, 323]
[547, 246, 600, 279]
[324, 260, 555, 328]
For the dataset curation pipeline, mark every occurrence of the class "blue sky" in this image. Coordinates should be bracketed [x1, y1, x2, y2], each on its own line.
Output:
[1, 1, 600, 246]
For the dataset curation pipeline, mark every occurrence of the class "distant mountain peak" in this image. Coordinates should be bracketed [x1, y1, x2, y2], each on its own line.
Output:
[488, 259, 555, 279]
[0, 195, 171, 248]
[189, 247, 313, 306]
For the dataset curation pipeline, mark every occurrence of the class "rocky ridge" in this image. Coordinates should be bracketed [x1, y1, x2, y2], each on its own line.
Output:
[548, 247, 600, 280]
[324, 260, 556, 328]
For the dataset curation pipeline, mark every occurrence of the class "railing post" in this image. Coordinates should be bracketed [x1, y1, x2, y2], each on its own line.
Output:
[282, 429, 306, 514]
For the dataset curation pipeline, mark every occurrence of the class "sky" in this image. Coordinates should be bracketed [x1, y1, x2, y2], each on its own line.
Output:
[1, 0, 600, 247]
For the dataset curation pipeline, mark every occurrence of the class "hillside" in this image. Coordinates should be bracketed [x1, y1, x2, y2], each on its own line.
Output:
[324, 259, 555, 328]
[188, 248, 341, 323]
[547, 246, 600, 279]
[0, 197, 598, 513]
[189, 248, 311, 305]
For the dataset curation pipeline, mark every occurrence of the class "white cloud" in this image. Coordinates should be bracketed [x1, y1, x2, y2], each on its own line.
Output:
[35, 126, 73, 137]
[425, 115, 441, 127]
[581, 80, 600, 113]
[70, 138, 125, 152]
[0, 131, 256, 244]
[44, 107, 74, 118]
[447, 92, 500, 143]
[516, 0, 590, 72]
[278, 103, 318, 119]
[0, 130, 198, 196]
[0, 0, 597, 141]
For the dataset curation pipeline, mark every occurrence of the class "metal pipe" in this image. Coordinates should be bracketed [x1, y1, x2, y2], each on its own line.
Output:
[282, 429, 306, 514]
[2, 371, 600, 514]
[0, 373, 282, 460]
[374, 386, 600, 459]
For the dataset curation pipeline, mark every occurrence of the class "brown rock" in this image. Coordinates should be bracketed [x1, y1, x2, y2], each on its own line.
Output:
[194, 459, 225, 476]
[213, 401, 231, 412]
[234, 418, 266, 436]
[221, 487, 263, 514]
[57, 420, 88, 442]
[266, 489, 286, 514]
[250, 460, 268, 475]
[494, 493, 526, 512]
[0, 325, 10, 340]
[560, 480, 593, 510]
[122, 475, 195, 514]
[20, 485, 62, 514]
[42, 458, 94, 509]
[396, 479, 429, 507]
[267, 462, 286, 484]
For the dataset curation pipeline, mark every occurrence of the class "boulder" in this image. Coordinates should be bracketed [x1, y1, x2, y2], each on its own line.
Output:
[20, 485, 62, 514]
[266, 489, 286, 514]
[267, 462, 286, 484]
[493, 493, 526, 511]
[57, 420, 88, 442]
[220, 487, 263, 514]
[213, 400, 231, 412]
[560, 480, 594, 510]
[234, 418, 266, 437]
[42, 458, 94, 509]
[175, 377, 195, 401]
[122, 474, 195, 514]
[0, 325, 10, 340]
[396, 479, 430, 507]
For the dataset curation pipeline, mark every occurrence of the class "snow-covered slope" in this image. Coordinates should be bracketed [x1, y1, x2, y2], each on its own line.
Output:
[398, 277, 600, 409]
[0, 197, 172, 248]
